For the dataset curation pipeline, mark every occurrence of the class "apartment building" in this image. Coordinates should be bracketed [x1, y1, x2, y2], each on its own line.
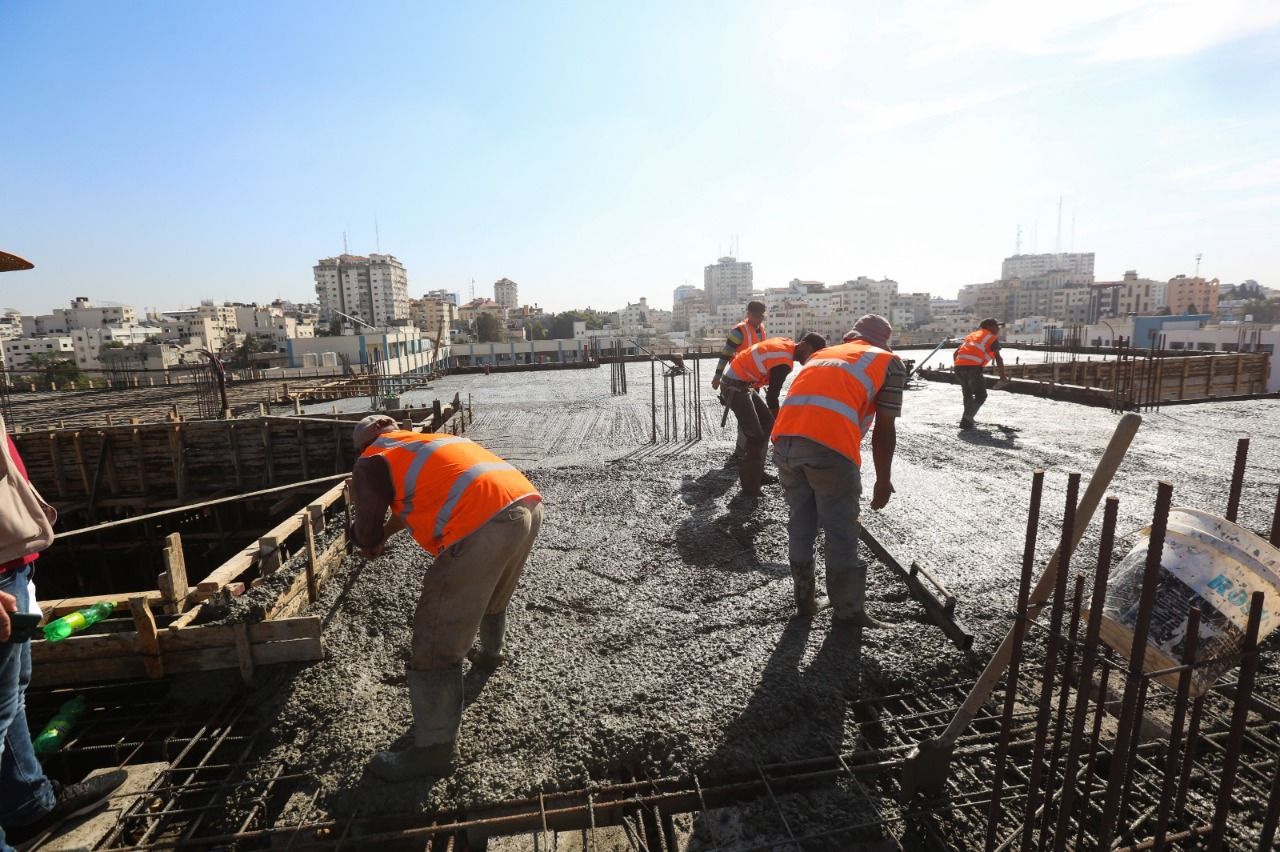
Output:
[409, 297, 458, 334]
[313, 253, 410, 327]
[494, 278, 519, 310]
[1165, 275, 1220, 316]
[704, 257, 754, 311]
[1001, 252, 1095, 283]
[4, 336, 74, 369]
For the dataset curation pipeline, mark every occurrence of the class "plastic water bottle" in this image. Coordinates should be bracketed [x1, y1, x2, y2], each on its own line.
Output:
[32, 695, 86, 756]
[42, 601, 117, 642]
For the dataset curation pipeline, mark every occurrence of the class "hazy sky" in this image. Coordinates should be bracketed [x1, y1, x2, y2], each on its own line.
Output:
[2, 1, 1278, 314]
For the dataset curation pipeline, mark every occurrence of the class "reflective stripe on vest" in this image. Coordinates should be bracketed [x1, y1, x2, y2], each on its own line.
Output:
[724, 337, 795, 387]
[954, 330, 997, 367]
[734, 320, 765, 353]
[770, 341, 895, 465]
[361, 431, 540, 556]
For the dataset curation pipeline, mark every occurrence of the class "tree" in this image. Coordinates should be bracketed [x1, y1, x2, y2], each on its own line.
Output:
[236, 335, 262, 368]
[27, 353, 86, 388]
[475, 313, 503, 342]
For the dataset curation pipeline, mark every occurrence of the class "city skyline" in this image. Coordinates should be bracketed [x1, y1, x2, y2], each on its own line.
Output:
[2, 1, 1278, 314]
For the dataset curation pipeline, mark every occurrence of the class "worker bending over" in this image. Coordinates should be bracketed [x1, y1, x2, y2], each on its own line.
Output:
[953, 318, 1009, 429]
[711, 300, 767, 465]
[720, 333, 826, 496]
[349, 416, 543, 781]
[771, 315, 904, 628]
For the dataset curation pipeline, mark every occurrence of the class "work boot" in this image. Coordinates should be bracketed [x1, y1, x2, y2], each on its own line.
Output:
[4, 770, 129, 843]
[370, 666, 463, 782]
[466, 612, 507, 669]
[791, 561, 830, 617]
[959, 418, 975, 429]
[828, 563, 889, 628]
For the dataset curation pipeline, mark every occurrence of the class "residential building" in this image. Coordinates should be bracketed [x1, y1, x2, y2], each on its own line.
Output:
[409, 297, 457, 335]
[458, 298, 507, 324]
[1091, 270, 1160, 319]
[704, 256, 754, 311]
[22, 297, 138, 336]
[285, 327, 443, 374]
[494, 278, 519, 311]
[0, 310, 23, 341]
[313, 253, 410, 327]
[1165, 275, 1221, 316]
[233, 305, 315, 348]
[69, 325, 163, 370]
[426, 289, 460, 306]
[1001, 252, 1095, 284]
[4, 336, 74, 369]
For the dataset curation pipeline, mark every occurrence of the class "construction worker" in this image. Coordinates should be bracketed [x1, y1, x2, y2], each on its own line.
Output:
[349, 415, 543, 782]
[770, 314, 905, 628]
[720, 333, 827, 496]
[953, 318, 1009, 429]
[711, 300, 767, 465]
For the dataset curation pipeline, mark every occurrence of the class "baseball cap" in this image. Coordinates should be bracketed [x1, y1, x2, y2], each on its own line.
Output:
[844, 314, 893, 350]
[352, 414, 398, 452]
[980, 317, 1002, 330]
[747, 300, 766, 315]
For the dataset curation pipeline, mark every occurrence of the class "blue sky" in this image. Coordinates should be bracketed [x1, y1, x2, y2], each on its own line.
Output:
[2, 1, 1278, 314]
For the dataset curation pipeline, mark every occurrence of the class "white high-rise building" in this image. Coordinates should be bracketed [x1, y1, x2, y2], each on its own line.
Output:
[494, 278, 519, 310]
[704, 257, 754, 311]
[313, 253, 410, 328]
[1001, 252, 1095, 284]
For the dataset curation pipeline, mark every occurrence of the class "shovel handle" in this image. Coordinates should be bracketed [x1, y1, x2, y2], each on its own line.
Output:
[937, 411, 1142, 745]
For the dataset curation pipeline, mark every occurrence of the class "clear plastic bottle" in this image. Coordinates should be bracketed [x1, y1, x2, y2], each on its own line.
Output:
[32, 695, 87, 756]
[42, 601, 116, 642]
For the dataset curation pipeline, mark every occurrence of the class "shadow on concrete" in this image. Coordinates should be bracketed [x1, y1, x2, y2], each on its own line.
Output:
[957, 424, 1019, 449]
[684, 618, 896, 849]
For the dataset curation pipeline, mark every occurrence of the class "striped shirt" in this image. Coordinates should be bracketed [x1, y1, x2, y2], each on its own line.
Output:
[875, 357, 907, 418]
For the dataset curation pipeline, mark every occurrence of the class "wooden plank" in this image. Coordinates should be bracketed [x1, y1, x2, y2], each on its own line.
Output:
[72, 431, 92, 494]
[297, 422, 309, 479]
[38, 591, 162, 619]
[228, 422, 243, 489]
[169, 424, 186, 501]
[49, 433, 67, 498]
[262, 420, 275, 486]
[132, 427, 147, 501]
[234, 622, 255, 685]
[129, 596, 165, 679]
[304, 514, 319, 603]
[32, 616, 323, 662]
[259, 534, 284, 575]
[30, 637, 324, 687]
[159, 532, 189, 614]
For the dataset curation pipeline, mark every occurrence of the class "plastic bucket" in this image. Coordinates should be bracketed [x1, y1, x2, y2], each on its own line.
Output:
[1088, 507, 1280, 695]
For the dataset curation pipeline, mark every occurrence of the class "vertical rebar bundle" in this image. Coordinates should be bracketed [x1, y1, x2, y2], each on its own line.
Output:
[649, 354, 701, 444]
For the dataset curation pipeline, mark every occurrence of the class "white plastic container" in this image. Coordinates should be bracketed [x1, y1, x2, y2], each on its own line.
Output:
[1089, 507, 1280, 695]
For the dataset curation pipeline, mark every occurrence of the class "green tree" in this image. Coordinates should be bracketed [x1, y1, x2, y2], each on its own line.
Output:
[236, 335, 262, 368]
[28, 353, 87, 388]
[475, 313, 503, 342]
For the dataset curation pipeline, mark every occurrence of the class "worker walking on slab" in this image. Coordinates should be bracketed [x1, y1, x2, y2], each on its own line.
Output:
[770, 315, 904, 628]
[720, 333, 827, 496]
[953, 318, 1009, 429]
[349, 415, 543, 782]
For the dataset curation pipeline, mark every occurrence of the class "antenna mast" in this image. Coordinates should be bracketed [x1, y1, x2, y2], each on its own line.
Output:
[1015, 224, 1022, 256]
[1195, 253, 1203, 277]
[342, 231, 349, 255]
[375, 217, 381, 253]
[1055, 195, 1063, 254]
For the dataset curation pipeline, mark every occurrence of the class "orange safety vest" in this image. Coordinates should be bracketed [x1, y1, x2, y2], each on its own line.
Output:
[733, 319, 765, 352]
[954, 329, 999, 367]
[770, 341, 896, 465]
[359, 430, 540, 557]
[724, 338, 795, 388]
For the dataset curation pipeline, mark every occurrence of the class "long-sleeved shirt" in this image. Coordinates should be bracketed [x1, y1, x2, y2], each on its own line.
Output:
[1, 436, 41, 574]
[349, 455, 395, 550]
[713, 322, 763, 381]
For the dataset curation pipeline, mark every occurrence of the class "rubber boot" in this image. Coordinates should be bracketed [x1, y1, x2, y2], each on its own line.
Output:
[829, 564, 890, 629]
[466, 612, 507, 669]
[370, 666, 462, 782]
[791, 561, 830, 617]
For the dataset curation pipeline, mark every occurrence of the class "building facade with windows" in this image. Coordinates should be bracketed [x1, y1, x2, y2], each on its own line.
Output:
[313, 253, 410, 327]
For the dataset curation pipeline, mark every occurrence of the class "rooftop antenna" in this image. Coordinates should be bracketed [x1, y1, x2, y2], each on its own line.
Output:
[1071, 211, 1076, 252]
[1055, 195, 1063, 254]
[1015, 224, 1022, 256]
[469, 278, 475, 301]
[342, 231, 349, 255]
[1195, 253, 1203, 277]
[375, 217, 381, 253]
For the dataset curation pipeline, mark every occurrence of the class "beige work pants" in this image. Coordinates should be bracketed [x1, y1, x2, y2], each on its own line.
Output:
[410, 499, 544, 671]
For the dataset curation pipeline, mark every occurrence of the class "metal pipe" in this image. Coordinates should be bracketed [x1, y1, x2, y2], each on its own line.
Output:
[1099, 480, 1174, 847]
[1225, 437, 1249, 523]
[984, 474, 1041, 852]
[1208, 591, 1266, 850]
[1020, 471, 1079, 851]
[1151, 606, 1201, 851]
[1051, 495, 1120, 852]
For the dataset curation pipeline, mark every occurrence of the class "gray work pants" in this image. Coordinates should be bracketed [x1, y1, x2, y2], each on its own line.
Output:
[955, 366, 988, 422]
[724, 386, 773, 494]
[410, 499, 544, 671]
[772, 436, 865, 616]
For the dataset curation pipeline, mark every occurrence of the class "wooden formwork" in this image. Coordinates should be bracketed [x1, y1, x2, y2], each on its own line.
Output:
[1002, 352, 1270, 402]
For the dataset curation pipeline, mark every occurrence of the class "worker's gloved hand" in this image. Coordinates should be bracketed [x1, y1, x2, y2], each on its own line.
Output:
[871, 480, 895, 511]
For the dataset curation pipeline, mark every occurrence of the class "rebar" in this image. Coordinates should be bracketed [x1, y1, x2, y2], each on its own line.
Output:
[1225, 437, 1249, 522]
[1208, 591, 1266, 850]
[1151, 607, 1201, 850]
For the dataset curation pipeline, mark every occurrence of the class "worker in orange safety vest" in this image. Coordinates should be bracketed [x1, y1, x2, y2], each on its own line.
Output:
[952, 318, 1009, 429]
[720, 333, 826, 496]
[711, 300, 767, 466]
[770, 314, 905, 628]
[349, 415, 543, 782]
